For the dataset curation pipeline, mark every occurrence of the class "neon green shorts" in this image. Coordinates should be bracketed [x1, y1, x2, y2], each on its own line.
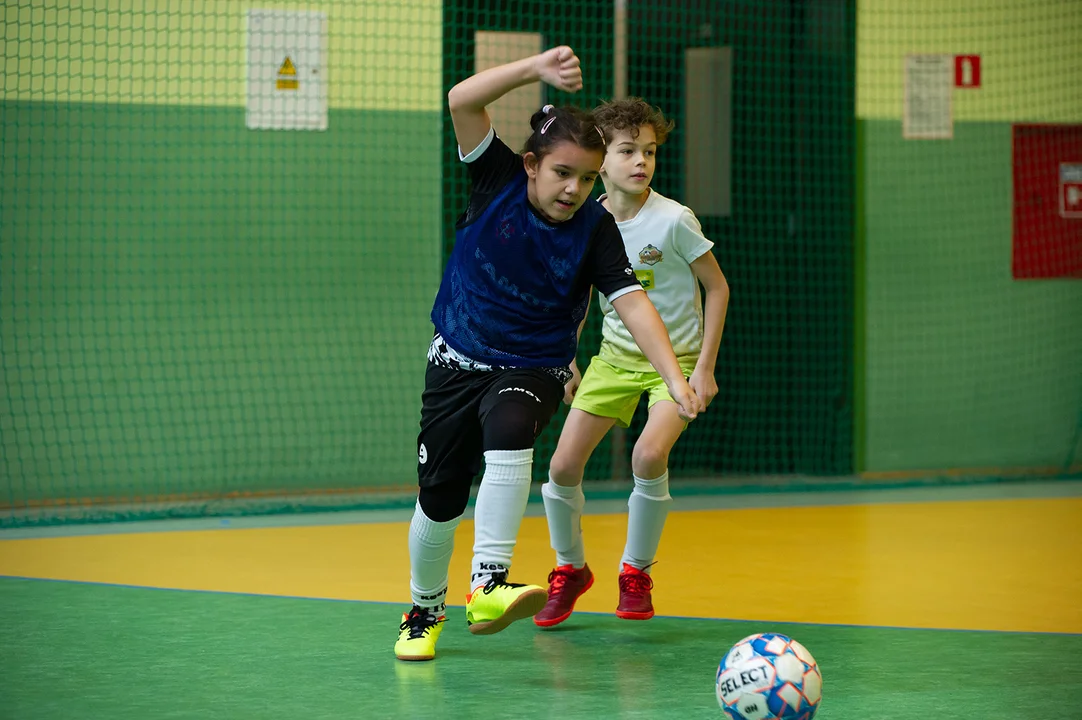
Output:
[571, 356, 682, 429]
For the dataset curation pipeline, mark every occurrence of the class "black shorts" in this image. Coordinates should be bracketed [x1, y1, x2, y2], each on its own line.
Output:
[417, 362, 563, 490]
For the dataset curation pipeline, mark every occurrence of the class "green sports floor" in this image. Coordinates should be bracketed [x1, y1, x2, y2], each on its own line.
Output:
[2, 481, 1081, 719]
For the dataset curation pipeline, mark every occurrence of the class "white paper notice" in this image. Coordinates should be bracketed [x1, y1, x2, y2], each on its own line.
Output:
[247, 10, 328, 131]
[903, 54, 952, 140]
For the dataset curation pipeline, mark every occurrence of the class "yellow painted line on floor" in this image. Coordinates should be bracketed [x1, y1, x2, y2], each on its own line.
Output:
[2, 497, 1079, 634]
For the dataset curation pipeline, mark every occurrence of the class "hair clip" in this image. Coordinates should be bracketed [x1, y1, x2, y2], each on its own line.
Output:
[595, 125, 605, 140]
[540, 117, 557, 134]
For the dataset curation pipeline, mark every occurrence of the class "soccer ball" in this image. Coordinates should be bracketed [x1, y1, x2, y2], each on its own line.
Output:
[715, 633, 822, 720]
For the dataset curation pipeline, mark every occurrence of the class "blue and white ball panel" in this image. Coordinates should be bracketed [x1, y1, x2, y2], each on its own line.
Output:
[716, 633, 822, 720]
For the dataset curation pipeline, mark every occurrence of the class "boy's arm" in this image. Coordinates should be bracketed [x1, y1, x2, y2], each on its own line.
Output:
[448, 47, 583, 157]
[689, 252, 729, 408]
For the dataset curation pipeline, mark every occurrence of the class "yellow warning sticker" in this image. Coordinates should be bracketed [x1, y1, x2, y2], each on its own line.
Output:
[278, 57, 297, 76]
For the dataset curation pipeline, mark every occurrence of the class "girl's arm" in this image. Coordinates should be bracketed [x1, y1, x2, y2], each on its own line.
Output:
[575, 290, 591, 344]
[448, 46, 583, 157]
[611, 291, 703, 421]
[563, 291, 591, 405]
[688, 252, 729, 408]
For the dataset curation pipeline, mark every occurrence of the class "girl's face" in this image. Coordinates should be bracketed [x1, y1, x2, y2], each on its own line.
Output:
[601, 125, 657, 196]
[524, 142, 603, 223]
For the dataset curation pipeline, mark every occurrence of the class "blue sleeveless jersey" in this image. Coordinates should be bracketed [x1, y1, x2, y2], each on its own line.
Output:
[432, 172, 606, 368]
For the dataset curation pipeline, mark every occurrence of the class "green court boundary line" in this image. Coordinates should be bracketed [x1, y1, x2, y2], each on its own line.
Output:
[2, 472, 1080, 529]
[2, 574, 1079, 638]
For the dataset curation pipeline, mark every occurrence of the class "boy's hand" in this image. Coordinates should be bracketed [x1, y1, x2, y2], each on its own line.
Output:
[536, 46, 582, 93]
[689, 368, 718, 409]
[668, 378, 703, 422]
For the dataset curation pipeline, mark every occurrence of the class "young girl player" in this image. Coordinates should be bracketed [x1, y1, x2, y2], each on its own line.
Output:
[395, 51, 703, 661]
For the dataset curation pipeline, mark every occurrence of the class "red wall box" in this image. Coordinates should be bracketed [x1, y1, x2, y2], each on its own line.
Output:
[954, 55, 980, 88]
[1012, 124, 1082, 279]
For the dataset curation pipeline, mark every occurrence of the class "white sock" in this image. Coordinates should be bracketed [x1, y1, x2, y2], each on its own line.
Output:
[408, 501, 460, 615]
[621, 471, 672, 573]
[542, 479, 586, 569]
[471, 449, 533, 591]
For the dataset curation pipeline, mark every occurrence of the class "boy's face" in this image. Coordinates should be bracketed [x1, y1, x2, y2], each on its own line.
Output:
[601, 125, 657, 195]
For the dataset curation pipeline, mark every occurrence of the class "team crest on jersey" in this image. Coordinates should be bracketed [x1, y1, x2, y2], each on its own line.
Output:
[638, 244, 663, 266]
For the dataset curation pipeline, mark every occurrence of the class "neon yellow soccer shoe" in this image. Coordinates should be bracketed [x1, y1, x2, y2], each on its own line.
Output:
[465, 572, 547, 635]
[394, 606, 445, 661]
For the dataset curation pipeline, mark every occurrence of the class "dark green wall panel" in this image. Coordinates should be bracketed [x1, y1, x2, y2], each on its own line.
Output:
[1, 102, 441, 505]
[862, 119, 1082, 472]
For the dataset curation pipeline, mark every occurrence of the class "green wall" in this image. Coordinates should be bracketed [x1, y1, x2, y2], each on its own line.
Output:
[1, 103, 440, 504]
[9, 0, 1080, 517]
[863, 121, 1082, 471]
[2, 1, 444, 510]
[857, 0, 1082, 473]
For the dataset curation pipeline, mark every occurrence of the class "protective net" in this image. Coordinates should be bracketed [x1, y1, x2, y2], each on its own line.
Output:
[2, 1, 444, 523]
[2, 0, 1079, 526]
[856, 1, 1082, 478]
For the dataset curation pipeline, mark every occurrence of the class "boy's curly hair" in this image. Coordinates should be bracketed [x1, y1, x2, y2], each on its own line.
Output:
[593, 97, 675, 146]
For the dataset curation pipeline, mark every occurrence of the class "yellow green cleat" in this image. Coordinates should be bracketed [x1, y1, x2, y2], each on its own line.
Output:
[394, 606, 445, 661]
[465, 572, 547, 635]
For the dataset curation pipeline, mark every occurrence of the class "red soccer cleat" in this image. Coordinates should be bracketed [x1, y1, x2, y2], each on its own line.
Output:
[616, 563, 655, 620]
[534, 564, 594, 628]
